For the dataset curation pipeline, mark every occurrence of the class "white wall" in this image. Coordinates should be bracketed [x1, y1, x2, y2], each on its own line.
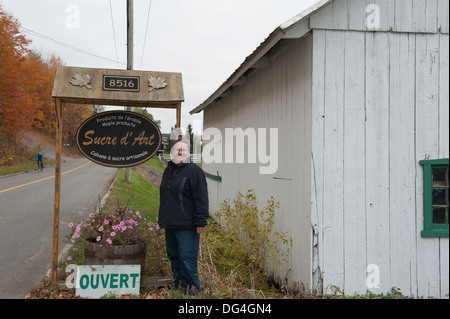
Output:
[311, 28, 449, 298]
[201, 0, 449, 298]
[203, 35, 314, 290]
[310, 0, 449, 34]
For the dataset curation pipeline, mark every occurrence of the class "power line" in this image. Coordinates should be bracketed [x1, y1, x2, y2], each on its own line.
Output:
[139, 0, 152, 69]
[19, 26, 126, 66]
[108, 0, 120, 68]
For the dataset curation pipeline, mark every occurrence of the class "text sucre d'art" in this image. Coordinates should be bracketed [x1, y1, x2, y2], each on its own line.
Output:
[81, 130, 156, 147]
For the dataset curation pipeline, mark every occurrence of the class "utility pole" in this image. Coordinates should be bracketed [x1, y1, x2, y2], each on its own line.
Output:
[125, 0, 133, 183]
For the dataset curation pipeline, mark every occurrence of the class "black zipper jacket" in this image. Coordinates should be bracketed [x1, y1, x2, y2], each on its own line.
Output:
[158, 161, 209, 229]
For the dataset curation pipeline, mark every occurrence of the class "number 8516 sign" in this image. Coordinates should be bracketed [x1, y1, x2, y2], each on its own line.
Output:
[103, 75, 140, 92]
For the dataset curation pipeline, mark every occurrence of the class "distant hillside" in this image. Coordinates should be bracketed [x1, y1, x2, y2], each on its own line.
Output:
[20, 129, 56, 160]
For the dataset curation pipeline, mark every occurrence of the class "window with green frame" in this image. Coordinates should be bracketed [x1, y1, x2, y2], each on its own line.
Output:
[420, 158, 449, 238]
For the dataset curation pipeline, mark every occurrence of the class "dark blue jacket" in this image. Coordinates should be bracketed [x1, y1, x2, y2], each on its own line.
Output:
[158, 161, 209, 229]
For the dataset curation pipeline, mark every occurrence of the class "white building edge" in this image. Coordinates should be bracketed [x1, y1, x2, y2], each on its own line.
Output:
[191, 0, 449, 298]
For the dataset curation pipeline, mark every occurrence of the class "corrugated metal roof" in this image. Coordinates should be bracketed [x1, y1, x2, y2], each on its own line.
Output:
[189, 0, 333, 114]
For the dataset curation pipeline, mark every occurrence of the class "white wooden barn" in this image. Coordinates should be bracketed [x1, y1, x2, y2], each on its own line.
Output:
[190, 0, 449, 298]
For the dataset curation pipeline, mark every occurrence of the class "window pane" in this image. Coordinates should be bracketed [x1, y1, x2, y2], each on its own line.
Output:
[432, 168, 448, 187]
[432, 207, 448, 224]
[432, 189, 447, 206]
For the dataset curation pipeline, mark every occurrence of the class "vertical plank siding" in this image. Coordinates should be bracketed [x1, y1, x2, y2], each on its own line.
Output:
[438, 34, 449, 298]
[203, 36, 314, 290]
[312, 27, 449, 298]
[343, 31, 367, 295]
[388, 32, 417, 296]
[365, 31, 392, 294]
[311, 30, 326, 292]
[414, 33, 443, 298]
[321, 30, 345, 290]
[310, 0, 449, 34]
[203, 0, 448, 298]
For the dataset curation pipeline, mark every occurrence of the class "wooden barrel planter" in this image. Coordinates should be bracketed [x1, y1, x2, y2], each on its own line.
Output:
[84, 240, 147, 275]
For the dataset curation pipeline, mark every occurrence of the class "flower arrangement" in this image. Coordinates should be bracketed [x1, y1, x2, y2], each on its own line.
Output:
[65, 201, 169, 276]
[69, 204, 160, 247]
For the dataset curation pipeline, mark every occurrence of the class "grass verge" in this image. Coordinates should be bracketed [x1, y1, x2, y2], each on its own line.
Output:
[104, 168, 160, 220]
[0, 158, 54, 176]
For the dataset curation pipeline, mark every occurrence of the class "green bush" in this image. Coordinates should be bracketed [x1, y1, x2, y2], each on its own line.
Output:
[210, 190, 292, 289]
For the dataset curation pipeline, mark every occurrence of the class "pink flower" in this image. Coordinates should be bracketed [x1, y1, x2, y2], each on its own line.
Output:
[67, 256, 72, 261]
[68, 222, 74, 228]
[72, 248, 78, 251]
[106, 238, 112, 245]
[96, 236, 101, 242]
[104, 219, 109, 225]
[98, 226, 104, 232]
[111, 232, 116, 237]
[89, 213, 94, 218]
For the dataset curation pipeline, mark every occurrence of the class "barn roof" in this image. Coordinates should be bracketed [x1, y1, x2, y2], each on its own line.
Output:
[189, 0, 334, 115]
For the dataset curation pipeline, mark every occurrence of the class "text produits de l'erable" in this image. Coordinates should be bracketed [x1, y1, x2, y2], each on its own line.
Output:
[81, 130, 156, 147]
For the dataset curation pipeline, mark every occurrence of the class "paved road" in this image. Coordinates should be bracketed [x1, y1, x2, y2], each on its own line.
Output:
[0, 158, 118, 298]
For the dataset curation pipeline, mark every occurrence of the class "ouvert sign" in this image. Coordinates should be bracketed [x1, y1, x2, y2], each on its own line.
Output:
[75, 265, 141, 298]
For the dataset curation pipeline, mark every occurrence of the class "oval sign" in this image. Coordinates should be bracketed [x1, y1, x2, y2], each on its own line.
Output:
[76, 111, 162, 168]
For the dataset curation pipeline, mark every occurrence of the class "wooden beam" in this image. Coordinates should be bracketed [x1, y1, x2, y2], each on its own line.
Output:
[176, 102, 181, 128]
[52, 98, 63, 283]
[58, 98, 181, 109]
[52, 66, 184, 104]
[252, 56, 270, 68]
[232, 76, 247, 87]
[220, 87, 233, 98]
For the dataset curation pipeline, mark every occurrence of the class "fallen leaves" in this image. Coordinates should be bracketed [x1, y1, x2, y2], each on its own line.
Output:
[144, 288, 169, 299]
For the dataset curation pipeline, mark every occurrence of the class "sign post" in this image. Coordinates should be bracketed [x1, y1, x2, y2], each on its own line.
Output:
[51, 66, 184, 283]
[51, 98, 63, 283]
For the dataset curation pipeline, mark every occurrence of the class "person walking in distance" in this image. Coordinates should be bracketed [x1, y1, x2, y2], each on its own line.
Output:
[158, 138, 209, 295]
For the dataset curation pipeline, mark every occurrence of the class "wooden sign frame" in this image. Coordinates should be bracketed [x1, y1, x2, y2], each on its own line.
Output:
[50, 66, 184, 283]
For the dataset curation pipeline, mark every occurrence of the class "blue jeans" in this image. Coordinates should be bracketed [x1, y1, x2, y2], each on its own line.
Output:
[165, 229, 200, 294]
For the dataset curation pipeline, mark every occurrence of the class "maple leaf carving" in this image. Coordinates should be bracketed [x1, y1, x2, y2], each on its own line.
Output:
[148, 76, 167, 92]
[69, 74, 92, 90]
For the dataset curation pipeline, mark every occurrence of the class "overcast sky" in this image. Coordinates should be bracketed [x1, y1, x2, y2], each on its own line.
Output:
[1, 0, 320, 133]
